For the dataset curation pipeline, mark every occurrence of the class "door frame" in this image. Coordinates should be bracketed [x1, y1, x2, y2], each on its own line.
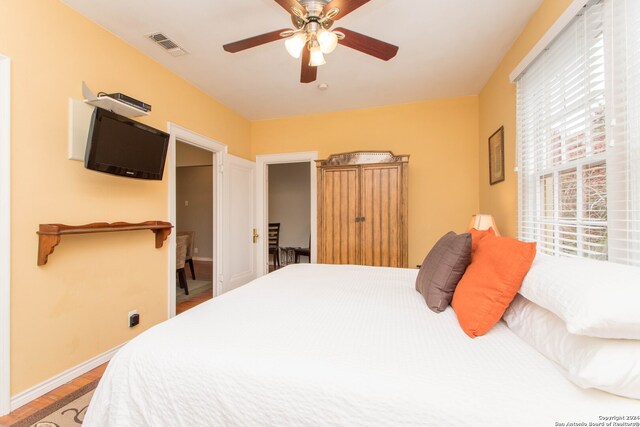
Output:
[167, 123, 227, 317]
[255, 151, 318, 276]
[0, 54, 11, 416]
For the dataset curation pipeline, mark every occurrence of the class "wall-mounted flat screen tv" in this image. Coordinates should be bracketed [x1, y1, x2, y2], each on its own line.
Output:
[85, 107, 169, 180]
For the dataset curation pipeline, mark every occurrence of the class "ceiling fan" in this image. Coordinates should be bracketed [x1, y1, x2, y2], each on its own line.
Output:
[223, 0, 399, 83]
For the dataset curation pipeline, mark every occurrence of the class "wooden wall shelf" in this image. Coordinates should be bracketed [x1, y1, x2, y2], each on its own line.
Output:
[37, 221, 173, 266]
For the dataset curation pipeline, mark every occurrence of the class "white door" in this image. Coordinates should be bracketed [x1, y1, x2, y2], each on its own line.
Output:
[222, 154, 257, 294]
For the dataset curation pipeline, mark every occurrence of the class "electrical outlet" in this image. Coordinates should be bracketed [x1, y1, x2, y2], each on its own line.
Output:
[194, 247, 199, 254]
[184, 200, 189, 206]
[128, 310, 139, 328]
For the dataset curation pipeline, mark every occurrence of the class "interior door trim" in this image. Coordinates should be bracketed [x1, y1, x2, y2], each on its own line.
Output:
[255, 151, 318, 276]
[166, 123, 227, 317]
[0, 53, 11, 416]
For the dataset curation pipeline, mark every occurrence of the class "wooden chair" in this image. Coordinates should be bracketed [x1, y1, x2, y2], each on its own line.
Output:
[294, 236, 311, 263]
[177, 231, 196, 279]
[176, 235, 189, 295]
[268, 223, 281, 269]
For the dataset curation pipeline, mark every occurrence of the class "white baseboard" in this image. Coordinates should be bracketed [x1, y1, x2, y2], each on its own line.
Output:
[193, 256, 213, 262]
[10, 342, 125, 411]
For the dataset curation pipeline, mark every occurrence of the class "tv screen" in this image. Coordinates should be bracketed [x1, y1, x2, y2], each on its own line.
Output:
[85, 107, 169, 180]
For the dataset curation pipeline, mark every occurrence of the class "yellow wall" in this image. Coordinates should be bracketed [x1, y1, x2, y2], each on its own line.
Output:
[478, 0, 574, 237]
[0, 0, 251, 394]
[1, 0, 574, 399]
[252, 96, 480, 267]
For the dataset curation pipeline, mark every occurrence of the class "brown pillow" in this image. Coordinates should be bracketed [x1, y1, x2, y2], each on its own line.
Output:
[416, 231, 472, 313]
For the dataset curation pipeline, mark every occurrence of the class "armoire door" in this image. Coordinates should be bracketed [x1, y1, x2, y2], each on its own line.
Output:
[317, 151, 409, 268]
[319, 167, 359, 264]
[360, 164, 403, 267]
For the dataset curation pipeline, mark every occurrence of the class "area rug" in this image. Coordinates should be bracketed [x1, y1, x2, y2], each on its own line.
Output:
[176, 279, 213, 304]
[10, 379, 99, 427]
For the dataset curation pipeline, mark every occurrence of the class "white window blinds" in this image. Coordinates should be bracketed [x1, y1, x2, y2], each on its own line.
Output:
[516, 0, 640, 266]
[604, 0, 640, 264]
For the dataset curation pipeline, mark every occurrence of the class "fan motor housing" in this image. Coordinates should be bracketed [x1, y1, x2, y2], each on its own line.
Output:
[301, 0, 330, 18]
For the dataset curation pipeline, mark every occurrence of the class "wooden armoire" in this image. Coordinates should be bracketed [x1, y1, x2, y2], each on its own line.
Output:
[316, 151, 409, 268]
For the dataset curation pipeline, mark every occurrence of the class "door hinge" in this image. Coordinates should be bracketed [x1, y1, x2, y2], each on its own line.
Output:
[218, 274, 224, 284]
[218, 164, 224, 174]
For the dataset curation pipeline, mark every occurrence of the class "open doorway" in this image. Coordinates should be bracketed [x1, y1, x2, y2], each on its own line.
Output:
[175, 142, 214, 313]
[256, 152, 317, 275]
[167, 123, 226, 318]
[267, 163, 311, 271]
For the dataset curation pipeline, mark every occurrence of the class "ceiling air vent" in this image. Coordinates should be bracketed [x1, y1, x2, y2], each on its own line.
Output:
[147, 32, 189, 57]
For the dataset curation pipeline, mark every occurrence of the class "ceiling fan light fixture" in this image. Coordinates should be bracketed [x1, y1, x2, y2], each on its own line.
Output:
[222, 0, 398, 84]
[309, 43, 326, 66]
[285, 32, 307, 59]
[317, 29, 338, 54]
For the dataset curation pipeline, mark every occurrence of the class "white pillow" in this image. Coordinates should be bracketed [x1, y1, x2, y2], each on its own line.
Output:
[519, 254, 640, 339]
[504, 294, 640, 399]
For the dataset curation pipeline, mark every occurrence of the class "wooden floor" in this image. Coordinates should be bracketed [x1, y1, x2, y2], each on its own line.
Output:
[176, 288, 213, 314]
[0, 260, 214, 426]
[178, 260, 214, 314]
[0, 364, 107, 427]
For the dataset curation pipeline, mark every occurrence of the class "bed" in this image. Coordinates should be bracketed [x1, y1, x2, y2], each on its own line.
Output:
[84, 264, 639, 426]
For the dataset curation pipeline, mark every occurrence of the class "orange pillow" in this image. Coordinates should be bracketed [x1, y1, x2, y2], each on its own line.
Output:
[452, 234, 536, 338]
[469, 227, 495, 255]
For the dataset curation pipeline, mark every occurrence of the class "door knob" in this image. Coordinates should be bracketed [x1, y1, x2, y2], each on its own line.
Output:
[252, 228, 259, 244]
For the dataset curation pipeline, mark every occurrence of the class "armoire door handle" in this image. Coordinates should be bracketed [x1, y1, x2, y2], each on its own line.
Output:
[354, 216, 366, 222]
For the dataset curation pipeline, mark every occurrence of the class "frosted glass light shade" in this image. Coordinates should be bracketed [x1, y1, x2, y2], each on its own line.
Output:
[285, 33, 307, 59]
[317, 29, 338, 54]
[309, 44, 326, 66]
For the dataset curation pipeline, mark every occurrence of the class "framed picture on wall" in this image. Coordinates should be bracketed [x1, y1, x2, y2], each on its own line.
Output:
[489, 126, 505, 185]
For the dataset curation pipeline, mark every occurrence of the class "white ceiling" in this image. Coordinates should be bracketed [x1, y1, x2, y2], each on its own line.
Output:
[61, 0, 543, 120]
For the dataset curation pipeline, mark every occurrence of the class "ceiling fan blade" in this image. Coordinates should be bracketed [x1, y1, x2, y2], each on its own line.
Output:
[223, 29, 290, 53]
[273, 0, 303, 14]
[334, 27, 398, 61]
[300, 48, 318, 83]
[324, 0, 371, 20]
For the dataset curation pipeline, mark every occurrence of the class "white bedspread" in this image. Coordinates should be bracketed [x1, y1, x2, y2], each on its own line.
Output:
[84, 264, 639, 427]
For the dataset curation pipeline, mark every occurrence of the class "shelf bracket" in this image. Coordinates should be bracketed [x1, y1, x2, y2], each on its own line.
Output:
[154, 227, 172, 248]
[38, 234, 62, 267]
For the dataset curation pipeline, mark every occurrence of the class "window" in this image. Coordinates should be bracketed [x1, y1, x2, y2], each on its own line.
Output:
[516, 0, 640, 266]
